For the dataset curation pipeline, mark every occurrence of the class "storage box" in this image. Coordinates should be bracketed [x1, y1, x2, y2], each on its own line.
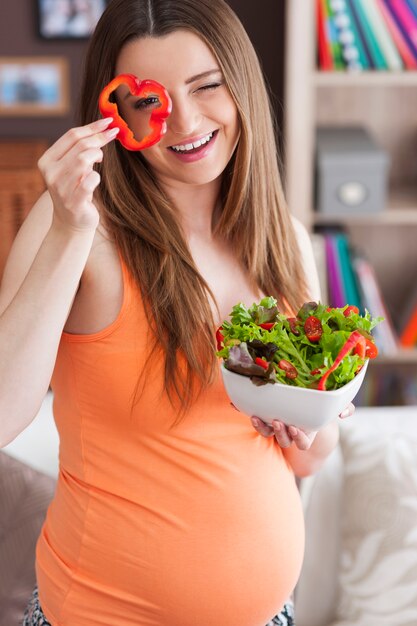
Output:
[315, 127, 390, 216]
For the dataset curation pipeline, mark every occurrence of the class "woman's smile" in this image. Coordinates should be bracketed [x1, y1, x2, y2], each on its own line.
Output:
[167, 129, 219, 162]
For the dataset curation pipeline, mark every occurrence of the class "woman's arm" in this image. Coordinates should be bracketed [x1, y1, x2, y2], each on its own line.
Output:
[0, 119, 118, 447]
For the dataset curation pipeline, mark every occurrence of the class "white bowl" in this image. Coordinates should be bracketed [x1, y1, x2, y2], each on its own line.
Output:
[221, 359, 369, 431]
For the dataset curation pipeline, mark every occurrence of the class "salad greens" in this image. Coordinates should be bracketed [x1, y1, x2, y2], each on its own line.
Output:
[216, 298, 382, 391]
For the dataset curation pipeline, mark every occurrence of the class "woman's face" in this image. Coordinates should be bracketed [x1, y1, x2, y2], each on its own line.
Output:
[114, 30, 240, 188]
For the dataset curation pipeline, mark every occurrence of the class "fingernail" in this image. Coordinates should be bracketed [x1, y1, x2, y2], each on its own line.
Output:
[340, 409, 349, 419]
[272, 421, 282, 431]
[251, 417, 259, 426]
[106, 127, 120, 137]
[289, 426, 297, 436]
[96, 117, 113, 127]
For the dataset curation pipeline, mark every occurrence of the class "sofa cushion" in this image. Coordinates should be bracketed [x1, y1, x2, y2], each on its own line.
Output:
[330, 408, 417, 626]
[0, 451, 56, 626]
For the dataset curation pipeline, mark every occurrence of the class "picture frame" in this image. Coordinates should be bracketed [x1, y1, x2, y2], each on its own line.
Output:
[0, 57, 70, 116]
[36, 0, 107, 40]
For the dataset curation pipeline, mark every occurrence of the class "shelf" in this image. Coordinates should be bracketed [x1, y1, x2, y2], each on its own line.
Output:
[313, 209, 417, 227]
[314, 71, 417, 88]
[313, 188, 417, 226]
[371, 349, 417, 366]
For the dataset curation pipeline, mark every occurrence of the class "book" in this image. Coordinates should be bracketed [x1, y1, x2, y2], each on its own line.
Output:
[317, 0, 334, 69]
[360, 0, 404, 70]
[325, 0, 347, 69]
[346, 0, 376, 67]
[352, 0, 389, 68]
[324, 233, 346, 307]
[311, 233, 330, 305]
[334, 232, 363, 312]
[376, 0, 417, 68]
[384, 0, 417, 60]
[351, 252, 398, 354]
[398, 281, 417, 346]
[331, 0, 372, 68]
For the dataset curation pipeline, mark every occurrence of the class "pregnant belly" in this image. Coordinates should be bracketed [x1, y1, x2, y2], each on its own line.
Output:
[37, 456, 304, 626]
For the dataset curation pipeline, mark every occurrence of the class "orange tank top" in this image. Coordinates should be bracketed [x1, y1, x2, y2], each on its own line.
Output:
[36, 253, 305, 626]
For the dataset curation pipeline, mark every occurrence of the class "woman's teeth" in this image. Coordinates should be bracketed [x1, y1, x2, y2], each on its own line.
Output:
[170, 131, 215, 153]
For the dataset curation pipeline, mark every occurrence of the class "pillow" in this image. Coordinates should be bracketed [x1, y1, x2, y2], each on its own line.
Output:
[0, 451, 56, 626]
[330, 410, 417, 626]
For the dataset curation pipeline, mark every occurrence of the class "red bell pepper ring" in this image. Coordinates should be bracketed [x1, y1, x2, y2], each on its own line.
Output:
[317, 330, 366, 391]
[98, 74, 172, 151]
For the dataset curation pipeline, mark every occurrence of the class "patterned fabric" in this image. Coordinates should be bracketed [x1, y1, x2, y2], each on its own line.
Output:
[22, 586, 295, 625]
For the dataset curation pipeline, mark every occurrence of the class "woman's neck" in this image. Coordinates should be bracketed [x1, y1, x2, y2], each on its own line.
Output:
[160, 177, 222, 239]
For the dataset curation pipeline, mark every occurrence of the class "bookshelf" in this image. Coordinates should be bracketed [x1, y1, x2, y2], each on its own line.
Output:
[283, 0, 417, 402]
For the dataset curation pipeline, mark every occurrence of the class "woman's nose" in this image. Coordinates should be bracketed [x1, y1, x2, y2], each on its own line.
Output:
[168, 96, 202, 136]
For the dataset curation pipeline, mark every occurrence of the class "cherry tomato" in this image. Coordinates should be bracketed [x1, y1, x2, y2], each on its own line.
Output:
[304, 316, 323, 342]
[259, 322, 275, 330]
[278, 359, 298, 379]
[287, 317, 300, 336]
[255, 357, 269, 370]
[215, 327, 224, 351]
[310, 368, 323, 376]
[344, 305, 360, 317]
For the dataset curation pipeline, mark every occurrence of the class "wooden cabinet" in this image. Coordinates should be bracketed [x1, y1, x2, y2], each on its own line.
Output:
[0, 141, 47, 279]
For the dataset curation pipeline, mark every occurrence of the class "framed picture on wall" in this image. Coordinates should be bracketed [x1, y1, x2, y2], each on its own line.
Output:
[37, 0, 107, 39]
[0, 57, 70, 116]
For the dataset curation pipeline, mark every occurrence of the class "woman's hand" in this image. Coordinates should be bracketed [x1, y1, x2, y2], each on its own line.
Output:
[37, 117, 119, 233]
[250, 402, 355, 450]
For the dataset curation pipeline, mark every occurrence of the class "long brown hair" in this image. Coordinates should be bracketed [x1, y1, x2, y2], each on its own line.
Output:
[78, 0, 309, 414]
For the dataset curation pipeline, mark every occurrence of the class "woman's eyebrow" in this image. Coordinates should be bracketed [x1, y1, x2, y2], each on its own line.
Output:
[185, 69, 222, 84]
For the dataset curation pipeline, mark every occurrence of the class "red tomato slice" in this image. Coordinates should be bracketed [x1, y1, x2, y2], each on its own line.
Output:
[287, 317, 300, 336]
[259, 322, 275, 330]
[304, 316, 323, 342]
[215, 327, 224, 351]
[278, 359, 298, 379]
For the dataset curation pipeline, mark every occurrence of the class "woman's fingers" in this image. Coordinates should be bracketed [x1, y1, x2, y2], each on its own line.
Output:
[287, 426, 316, 451]
[251, 417, 317, 451]
[250, 417, 274, 438]
[39, 117, 114, 165]
[271, 421, 292, 448]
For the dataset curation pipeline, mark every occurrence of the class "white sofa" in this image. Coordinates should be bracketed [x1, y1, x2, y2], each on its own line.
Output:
[295, 405, 417, 626]
[4, 398, 417, 626]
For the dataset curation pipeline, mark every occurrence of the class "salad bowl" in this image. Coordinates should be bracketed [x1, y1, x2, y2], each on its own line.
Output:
[221, 359, 368, 431]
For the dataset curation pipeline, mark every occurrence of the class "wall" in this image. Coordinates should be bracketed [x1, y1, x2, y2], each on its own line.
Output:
[0, 0, 285, 144]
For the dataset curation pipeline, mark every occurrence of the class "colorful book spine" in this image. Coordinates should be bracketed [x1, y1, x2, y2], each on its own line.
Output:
[311, 233, 330, 305]
[351, 254, 398, 354]
[317, 0, 334, 69]
[332, 0, 372, 68]
[344, 0, 374, 70]
[325, 233, 346, 307]
[325, 0, 347, 69]
[399, 307, 417, 346]
[386, 0, 417, 57]
[334, 232, 363, 312]
[355, 0, 390, 68]
[406, 0, 417, 21]
[376, 0, 417, 68]
[360, 0, 404, 69]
